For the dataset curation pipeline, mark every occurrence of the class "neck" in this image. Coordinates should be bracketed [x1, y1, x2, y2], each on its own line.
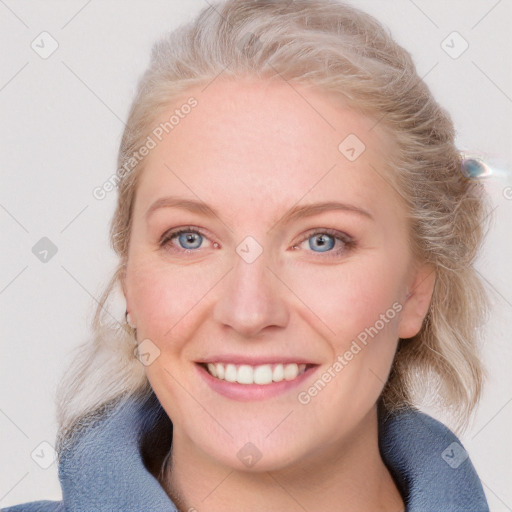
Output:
[161, 405, 405, 512]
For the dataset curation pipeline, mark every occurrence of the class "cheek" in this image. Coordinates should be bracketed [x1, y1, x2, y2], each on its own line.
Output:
[290, 260, 405, 418]
[126, 253, 221, 342]
[286, 257, 405, 352]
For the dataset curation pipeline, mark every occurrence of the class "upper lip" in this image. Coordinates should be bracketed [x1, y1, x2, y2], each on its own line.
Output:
[196, 356, 318, 365]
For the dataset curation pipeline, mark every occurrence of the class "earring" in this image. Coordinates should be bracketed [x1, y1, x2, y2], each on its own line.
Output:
[125, 310, 136, 330]
[460, 157, 491, 179]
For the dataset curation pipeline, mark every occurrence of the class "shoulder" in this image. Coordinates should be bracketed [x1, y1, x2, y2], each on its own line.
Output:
[378, 405, 489, 511]
[379, 404, 476, 473]
[379, 405, 473, 460]
[1, 500, 64, 512]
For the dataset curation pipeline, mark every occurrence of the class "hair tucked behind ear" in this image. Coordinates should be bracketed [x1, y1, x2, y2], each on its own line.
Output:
[55, 0, 491, 455]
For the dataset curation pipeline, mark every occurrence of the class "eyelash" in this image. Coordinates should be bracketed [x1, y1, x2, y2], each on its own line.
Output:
[293, 228, 355, 258]
[159, 226, 217, 252]
[159, 225, 355, 259]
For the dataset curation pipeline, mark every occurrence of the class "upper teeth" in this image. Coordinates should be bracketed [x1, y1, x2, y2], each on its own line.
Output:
[206, 363, 307, 385]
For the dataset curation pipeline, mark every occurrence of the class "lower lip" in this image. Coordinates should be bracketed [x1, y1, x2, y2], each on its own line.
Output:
[196, 364, 319, 401]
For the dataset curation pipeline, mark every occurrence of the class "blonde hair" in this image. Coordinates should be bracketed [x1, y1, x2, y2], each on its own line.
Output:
[55, 0, 491, 454]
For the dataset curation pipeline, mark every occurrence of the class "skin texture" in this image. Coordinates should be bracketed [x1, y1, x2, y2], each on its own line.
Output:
[123, 78, 435, 511]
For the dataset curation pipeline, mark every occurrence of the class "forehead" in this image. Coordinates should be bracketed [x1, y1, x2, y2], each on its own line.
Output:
[135, 78, 401, 224]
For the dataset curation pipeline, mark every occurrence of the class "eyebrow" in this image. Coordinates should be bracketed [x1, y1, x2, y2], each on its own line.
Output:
[145, 197, 218, 220]
[145, 196, 373, 226]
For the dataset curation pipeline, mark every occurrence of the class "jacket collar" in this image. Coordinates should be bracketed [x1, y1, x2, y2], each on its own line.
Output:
[58, 394, 489, 511]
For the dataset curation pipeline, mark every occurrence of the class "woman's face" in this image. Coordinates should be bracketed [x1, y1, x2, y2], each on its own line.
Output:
[124, 78, 434, 472]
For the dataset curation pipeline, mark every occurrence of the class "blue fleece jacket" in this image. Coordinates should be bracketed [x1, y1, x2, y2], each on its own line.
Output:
[2, 394, 489, 512]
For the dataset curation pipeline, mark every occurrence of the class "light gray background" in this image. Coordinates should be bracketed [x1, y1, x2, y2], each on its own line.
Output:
[1, 0, 511, 509]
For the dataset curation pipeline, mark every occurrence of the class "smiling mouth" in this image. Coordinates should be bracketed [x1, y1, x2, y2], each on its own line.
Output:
[200, 362, 314, 385]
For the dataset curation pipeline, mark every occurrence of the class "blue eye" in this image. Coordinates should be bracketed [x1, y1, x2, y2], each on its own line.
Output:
[177, 231, 203, 249]
[308, 233, 335, 252]
[160, 226, 354, 258]
[160, 226, 209, 251]
[294, 228, 354, 258]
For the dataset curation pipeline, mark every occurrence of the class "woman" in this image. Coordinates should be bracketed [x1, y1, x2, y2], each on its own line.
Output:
[5, 0, 492, 510]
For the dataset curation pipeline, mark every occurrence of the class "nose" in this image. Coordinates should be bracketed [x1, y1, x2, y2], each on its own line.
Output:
[212, 249, 289, 338]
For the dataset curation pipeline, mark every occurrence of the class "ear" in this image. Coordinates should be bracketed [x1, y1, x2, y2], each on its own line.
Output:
[398, 263, 436, 339]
